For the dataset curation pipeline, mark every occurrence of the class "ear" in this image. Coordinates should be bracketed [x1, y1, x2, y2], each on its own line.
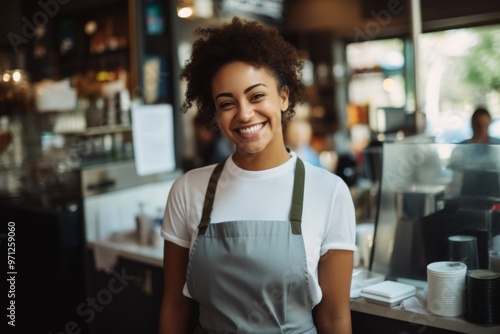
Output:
[280, 86, 290, 112]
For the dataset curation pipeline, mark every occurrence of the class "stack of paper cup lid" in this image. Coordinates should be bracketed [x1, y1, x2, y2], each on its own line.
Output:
[465, 269, 500, 325]
[427, 261, 467, 317]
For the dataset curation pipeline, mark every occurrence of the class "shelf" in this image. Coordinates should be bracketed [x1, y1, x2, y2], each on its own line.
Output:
[54, 124, 132, 136]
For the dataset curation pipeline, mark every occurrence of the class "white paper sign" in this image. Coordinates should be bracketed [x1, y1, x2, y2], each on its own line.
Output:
[131, 104, 176, 176]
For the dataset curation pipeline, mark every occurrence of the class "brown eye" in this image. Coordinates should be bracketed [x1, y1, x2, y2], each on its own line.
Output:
[219, 101, 234, 110]
[251, 93, 265, 101]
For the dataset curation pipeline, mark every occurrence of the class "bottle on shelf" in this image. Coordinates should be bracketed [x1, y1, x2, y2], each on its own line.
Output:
[85, 98, 105, 128]
[135, 202, 151, 246]
[150, 207, 164, 247]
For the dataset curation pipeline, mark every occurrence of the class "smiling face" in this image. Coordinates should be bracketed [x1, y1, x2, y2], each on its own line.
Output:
[212, 61, 290, 169]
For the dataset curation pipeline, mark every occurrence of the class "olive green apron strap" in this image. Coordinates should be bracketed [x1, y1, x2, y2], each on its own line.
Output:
[290, 158, 305, 235]
[198, 158, 227, 235]
[198, 157, 305, 235]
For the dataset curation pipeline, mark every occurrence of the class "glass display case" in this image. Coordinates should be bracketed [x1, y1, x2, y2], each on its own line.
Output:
[371, 142, 500, 282]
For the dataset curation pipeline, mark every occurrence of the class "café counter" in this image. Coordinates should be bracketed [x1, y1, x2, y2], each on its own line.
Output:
[87, 237, 500, 334]
[350, 296, 500, 334]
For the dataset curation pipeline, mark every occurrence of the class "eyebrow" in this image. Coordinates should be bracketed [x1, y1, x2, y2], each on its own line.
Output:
[214, 83, 267, 101]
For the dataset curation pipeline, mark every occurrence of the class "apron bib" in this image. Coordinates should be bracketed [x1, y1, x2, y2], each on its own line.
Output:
[187, 158, 317, 334]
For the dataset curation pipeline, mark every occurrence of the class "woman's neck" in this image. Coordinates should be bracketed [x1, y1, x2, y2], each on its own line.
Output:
[232, 147, 290, 171]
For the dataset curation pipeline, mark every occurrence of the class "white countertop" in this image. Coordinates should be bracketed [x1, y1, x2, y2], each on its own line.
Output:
[88, 232, 164, 269]
[351, 298, 500, 334]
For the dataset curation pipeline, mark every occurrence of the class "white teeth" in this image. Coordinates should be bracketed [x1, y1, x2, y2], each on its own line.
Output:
[239, 124, 263, 135]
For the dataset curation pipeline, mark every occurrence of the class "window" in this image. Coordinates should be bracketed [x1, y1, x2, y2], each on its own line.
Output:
[419, 24, 500, 143]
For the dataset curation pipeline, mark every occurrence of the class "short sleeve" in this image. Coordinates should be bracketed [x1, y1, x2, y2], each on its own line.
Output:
[320, 180, 357, 255]
[161, 176, 191, 248]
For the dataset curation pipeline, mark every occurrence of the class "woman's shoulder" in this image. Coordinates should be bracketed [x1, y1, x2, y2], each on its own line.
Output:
[174, 164, 219, 188]
[302, 159, 346, 188]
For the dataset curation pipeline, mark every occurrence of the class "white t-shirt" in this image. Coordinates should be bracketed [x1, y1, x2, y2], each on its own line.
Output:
[161, 151, 356, 306]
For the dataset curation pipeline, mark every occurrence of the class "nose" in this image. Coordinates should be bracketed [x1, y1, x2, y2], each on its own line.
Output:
[236, 101, 254, 122]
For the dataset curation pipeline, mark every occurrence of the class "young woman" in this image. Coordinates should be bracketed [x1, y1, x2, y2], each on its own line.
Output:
[159, 17, 356, 333]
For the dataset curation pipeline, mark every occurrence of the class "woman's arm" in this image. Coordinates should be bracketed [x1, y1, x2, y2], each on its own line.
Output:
[313, 249, 353, 334]
[159, 240, 193, 334]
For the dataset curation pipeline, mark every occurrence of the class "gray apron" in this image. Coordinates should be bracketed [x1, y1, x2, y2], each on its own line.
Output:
[187, 158, 317, 334]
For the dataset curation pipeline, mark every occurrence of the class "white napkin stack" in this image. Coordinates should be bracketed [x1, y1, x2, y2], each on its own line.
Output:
[360, 280, 417, 307]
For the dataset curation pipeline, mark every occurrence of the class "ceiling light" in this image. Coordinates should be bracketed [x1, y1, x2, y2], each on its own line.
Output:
[178, 6, 193, 18]
[177, 0, 194, 18]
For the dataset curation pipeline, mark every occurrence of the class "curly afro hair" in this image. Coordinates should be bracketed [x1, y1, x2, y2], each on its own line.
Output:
[180, 17, 305, 128]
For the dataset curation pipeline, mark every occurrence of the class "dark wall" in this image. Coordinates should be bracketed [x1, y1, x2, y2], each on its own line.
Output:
[0, 2, 22, 50]
[359, 0, 500, 25]
[0, 2, 23, 69]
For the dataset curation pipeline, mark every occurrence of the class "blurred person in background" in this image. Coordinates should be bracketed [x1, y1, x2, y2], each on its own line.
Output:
[461, 107, 500, 144]
[183, 112, 233, 171]
[285, 118, 323, 168]
[448, 107, 500, 198]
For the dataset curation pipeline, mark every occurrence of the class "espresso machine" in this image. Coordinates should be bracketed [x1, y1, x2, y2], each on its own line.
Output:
[371, 143, 500, 282]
